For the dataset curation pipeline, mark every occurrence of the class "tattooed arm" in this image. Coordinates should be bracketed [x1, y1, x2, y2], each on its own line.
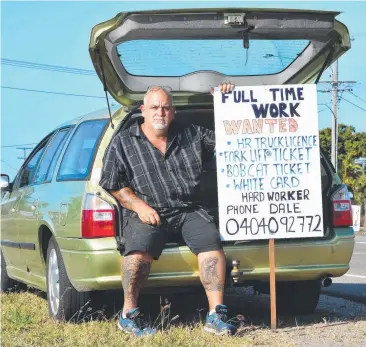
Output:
[111, 187, 161, 225]
[111, 187, 144, 211]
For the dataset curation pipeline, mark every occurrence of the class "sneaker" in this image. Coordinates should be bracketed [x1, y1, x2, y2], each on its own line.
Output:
[117, 308, 156, 337]
[204, 305, 237, 336]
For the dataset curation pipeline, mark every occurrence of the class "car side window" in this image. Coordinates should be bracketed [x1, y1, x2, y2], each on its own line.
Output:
[33, 129, 71, 185]
[18, 144, 47, 188]
[57, 120, 108, 181]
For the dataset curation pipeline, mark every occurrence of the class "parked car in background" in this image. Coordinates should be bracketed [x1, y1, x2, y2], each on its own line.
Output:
[1, 8, 355, 321]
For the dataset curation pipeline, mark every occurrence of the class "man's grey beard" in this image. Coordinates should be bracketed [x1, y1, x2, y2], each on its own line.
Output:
[152, 121, 168, 130]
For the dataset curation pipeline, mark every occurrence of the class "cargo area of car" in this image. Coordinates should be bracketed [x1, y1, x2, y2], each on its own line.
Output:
[118, 106, 335, 246]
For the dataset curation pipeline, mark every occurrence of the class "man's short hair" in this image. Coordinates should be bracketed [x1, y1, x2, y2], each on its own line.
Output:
[143, 86, 173, 105]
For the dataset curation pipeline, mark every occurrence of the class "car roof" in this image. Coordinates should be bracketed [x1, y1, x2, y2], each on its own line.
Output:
[54, 106, 120, 130]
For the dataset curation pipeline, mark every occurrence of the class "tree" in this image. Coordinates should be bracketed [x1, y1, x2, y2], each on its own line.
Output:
[353, 174, 366, 208]
[319, 124, 366, 206]
[319, 127, 331, 159]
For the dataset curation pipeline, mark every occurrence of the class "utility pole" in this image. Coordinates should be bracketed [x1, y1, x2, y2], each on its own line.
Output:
[319, 66, 357, 172]
[331, 60, 338, 171]
[16, 147, 33, 161]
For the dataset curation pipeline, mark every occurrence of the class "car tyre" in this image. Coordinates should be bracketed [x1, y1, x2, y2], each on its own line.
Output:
[276, 280, 321, 315]
[46, 236, 91, 321]
[1, 249, 25, 292]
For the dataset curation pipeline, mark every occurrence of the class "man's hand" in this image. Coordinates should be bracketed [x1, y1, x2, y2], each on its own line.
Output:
[210, 82, 235, 96]
[135, 204, 161, 226]
[111, 187, 161, 225]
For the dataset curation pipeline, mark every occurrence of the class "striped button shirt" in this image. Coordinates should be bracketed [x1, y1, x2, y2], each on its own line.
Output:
[99, 119, 216, 221]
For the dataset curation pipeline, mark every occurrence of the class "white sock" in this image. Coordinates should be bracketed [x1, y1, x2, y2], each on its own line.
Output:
[209, 309, 216, 315]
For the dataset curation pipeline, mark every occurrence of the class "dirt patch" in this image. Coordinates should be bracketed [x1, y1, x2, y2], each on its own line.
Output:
[152, 288, 366, 346]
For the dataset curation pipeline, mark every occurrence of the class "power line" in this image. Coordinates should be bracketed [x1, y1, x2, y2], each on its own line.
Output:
[2, 86, 105, 99]
[1, 58, 96, 76]
[0, 160, 18, 172]
[1, 142, 38, 148]
[339, 96, 366, 112]
[318, 81, 357, 84]
[318, 88, 354, 93]
[350, 91, 366, 105]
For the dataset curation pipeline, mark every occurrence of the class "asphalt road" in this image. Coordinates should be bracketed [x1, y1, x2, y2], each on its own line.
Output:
[322, 234, 366, 304]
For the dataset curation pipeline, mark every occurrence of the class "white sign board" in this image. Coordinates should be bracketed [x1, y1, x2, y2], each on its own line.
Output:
[352, 205, 361, 232]
[214, 84, 324, 241]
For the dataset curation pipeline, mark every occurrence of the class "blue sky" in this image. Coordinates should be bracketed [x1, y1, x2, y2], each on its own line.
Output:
[1, 1, 366, 179]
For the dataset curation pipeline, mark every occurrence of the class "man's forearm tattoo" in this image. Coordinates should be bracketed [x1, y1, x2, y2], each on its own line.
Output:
[122, 256, 151, 304]
[117, 188, 143, 211]
[199, 256, 224, 292]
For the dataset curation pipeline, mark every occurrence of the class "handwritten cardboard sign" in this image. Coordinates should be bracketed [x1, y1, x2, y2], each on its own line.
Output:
[214, 84, 324, 241]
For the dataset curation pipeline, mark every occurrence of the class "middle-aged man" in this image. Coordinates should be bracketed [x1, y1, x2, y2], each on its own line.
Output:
[99, 83, 235, 337]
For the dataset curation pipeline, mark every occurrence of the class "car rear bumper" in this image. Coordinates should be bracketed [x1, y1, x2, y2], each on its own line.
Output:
[57, 228, 355, 291]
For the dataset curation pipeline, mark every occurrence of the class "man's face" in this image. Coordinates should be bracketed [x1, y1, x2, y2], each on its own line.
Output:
[140, 89, 175, 131]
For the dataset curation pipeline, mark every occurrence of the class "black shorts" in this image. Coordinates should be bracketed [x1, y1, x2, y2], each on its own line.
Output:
[121, 210, 222, 260]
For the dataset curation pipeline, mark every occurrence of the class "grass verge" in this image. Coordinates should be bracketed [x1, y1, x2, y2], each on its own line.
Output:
[1, 291, 292, 347]
[2, 290, 365, 347]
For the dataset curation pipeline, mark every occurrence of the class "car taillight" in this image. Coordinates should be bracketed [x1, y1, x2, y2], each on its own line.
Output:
[331, 184, 353, 227]
[82, 194, 115, 238]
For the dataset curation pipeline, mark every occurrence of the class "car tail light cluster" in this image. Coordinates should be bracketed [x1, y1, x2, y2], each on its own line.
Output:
[331, 184, 353, 227]
[82, 194, 115, 238]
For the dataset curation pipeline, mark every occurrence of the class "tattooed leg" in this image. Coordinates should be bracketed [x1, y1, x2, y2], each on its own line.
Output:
[198, 250, 226, 311]
[121, 251, 152, 315]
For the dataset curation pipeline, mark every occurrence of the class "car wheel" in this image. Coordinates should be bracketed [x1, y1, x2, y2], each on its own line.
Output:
[1, 249, 25, 292]
[46, 237, 91, 321]
[276, 280, 321, 315]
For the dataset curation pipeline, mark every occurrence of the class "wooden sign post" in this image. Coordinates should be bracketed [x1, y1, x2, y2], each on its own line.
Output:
[269, 239, 276, 330]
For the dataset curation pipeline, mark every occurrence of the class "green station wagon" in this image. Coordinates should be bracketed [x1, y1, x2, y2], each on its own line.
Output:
[1, 8, 355, 321]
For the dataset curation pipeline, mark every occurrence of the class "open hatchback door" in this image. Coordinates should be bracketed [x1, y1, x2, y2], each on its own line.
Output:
[89, 8, 350, 106]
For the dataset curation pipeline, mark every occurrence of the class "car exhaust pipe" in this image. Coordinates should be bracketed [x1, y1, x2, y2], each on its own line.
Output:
[321, 277, 332, 287]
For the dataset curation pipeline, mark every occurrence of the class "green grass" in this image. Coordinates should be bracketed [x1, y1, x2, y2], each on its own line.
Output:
[1, 291, 296, 347]
[2, 291, 365, 347]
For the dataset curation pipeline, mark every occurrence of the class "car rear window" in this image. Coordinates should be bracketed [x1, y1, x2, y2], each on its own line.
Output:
[117, 39, 309, 77]
[57, 120, 107, 181]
